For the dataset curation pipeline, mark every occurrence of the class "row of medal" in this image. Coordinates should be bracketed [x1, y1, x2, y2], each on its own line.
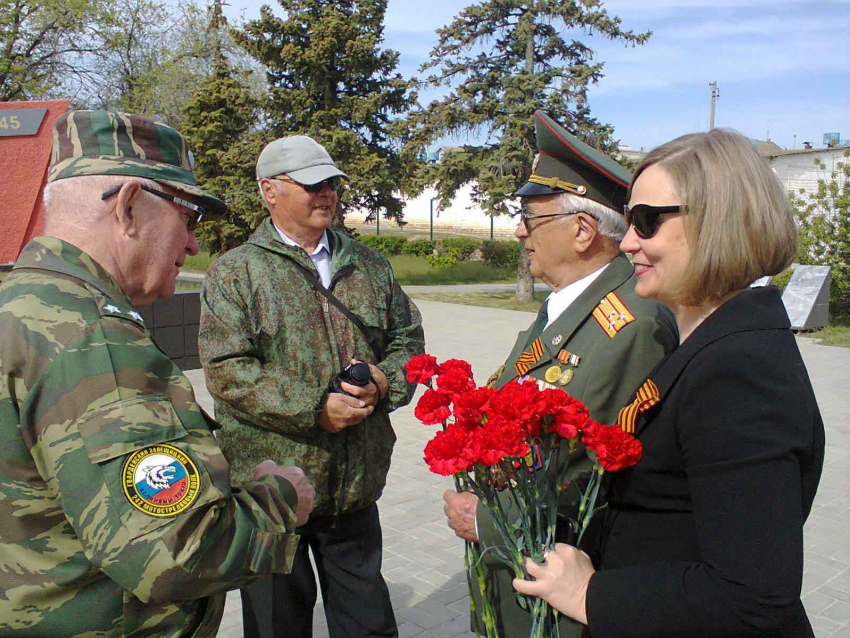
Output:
[544, 349, 581, 386]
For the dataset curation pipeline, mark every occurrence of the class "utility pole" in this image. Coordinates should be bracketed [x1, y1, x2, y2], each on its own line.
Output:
[709, 81, 719, 130]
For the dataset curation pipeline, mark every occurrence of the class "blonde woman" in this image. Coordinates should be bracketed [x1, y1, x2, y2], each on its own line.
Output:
[514, 128, 825, 637]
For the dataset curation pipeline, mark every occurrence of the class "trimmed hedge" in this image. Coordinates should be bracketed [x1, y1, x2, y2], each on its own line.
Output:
[357, 235, 407, 257]
[357, 235, 520, 270]
[481, 240, 521, 269]
[401, 239, 436, 257]
[439, 237, 479, 261]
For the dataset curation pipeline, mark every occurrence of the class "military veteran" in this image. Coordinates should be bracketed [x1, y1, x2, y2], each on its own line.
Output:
[0, 110, 314, 637]
[442, 110, 679, 637]
[199, 135, 425, 638]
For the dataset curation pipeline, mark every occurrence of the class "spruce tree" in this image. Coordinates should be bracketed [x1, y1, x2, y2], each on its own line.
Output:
[182, 0, 267, 253]
[414, 0, 649, 301]
[235, 0, 417, 227]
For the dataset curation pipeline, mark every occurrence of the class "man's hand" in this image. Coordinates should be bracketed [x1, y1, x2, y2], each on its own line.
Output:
[318, 392, 374, 433]
[253, 461, 316, 527]
[443, 490, 480, 542]
[337, 359, 389, 407]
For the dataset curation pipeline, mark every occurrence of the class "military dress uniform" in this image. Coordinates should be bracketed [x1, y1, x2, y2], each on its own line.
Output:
[471, 111, 678, 637]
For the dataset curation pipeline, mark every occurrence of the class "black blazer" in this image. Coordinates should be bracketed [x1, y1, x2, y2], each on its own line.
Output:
[586, 287, 825, 638]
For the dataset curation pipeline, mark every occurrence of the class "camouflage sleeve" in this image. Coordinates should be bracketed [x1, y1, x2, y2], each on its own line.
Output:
[375, 274, 425, 412]
[199, 265, 326, 436]
[24, 316, 301, 602]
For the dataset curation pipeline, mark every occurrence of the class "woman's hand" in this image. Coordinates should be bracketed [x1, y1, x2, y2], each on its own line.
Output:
[512, 543, 595, 625]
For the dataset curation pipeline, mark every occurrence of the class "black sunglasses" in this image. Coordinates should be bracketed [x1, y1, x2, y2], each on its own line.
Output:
[101, 184, 205, 232]
[520, 209, 598, 231]
[623, 204, 688, 239]
[272, 176, 343, 194]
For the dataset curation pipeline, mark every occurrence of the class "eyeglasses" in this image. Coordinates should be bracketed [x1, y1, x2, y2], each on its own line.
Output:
[101, 184, 205, 232]
[271, 176, 343, 194]
[520, 208, 598, 231]
[623, 204, 688, 239]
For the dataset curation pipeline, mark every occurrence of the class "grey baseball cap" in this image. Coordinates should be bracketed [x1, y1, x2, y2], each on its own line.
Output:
[256, 135, 349, 185]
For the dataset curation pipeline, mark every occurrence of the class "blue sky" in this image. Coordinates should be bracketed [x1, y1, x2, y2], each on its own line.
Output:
[225, 0, 849, 152]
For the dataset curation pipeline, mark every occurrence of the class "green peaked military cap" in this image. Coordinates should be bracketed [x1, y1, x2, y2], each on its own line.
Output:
[48, 110, 227, 218]
[515, 110, 632, 212]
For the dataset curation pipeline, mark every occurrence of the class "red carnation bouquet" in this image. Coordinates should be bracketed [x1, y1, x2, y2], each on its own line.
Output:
[405, 354, 642, 638]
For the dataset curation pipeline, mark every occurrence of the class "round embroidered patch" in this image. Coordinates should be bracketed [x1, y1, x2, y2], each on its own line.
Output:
[122, 443, 201, 517]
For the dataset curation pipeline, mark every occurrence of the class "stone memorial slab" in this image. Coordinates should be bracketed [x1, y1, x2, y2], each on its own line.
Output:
[781, 266, 831, 330]
[750, 275, 773, 287]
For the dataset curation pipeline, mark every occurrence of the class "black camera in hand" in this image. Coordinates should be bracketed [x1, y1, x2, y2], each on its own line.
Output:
[329, 362, 373, 397]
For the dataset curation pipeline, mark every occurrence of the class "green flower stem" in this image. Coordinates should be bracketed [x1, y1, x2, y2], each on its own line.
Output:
[577, 467, 604, 546]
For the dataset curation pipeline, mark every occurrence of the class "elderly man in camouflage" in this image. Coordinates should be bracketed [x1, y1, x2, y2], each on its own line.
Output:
[0, 110, 316, 638]
[199, 135, 424, 638]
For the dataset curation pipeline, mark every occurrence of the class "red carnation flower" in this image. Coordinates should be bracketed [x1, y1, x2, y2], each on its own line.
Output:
[405, 354, 440, 385]
[549, 395, 591, 440]
[436, 367, 476, 400]
[490, 379, 540, 421]
[536, 388, 570, 416]
[489, 379, 542, 436]
[453, 387, 495, 422]
[424, 422, 476, 476]
[439, 358, 474, 378]
[582, 422, 643, 471]
[471, 418, 530, 466]
[414, 388, 452, 425]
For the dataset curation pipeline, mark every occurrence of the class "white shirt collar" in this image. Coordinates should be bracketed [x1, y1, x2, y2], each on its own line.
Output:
[273, 223, 330, 257]
[544, 262, 610, 329]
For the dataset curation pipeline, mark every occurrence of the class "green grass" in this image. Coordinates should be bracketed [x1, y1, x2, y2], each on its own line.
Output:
[409, 290, 548, 313]
[390, 255, 514, 285]
[183, 249, 216, 272]
[809, 317, 850, 348]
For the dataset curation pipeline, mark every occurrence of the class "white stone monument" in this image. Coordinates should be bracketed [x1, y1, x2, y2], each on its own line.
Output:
[781, 266, 831, 330]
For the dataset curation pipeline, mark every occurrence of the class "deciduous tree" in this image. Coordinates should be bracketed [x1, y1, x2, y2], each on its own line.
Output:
[793, 149, 850, 317]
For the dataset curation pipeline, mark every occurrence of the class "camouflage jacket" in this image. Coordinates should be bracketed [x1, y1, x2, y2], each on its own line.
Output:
[199, 219, 425, 516]
[0, 237, 301, 638]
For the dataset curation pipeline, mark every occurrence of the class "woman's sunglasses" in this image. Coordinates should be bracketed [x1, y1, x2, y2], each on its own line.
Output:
[623, 204, 688, 239]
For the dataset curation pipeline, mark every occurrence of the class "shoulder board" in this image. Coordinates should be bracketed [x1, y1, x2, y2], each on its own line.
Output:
[91, 289, 146, 328]
[592, 292, 635, 339]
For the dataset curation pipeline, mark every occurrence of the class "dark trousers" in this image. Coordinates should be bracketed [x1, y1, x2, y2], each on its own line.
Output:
[241, 502, 398, 638]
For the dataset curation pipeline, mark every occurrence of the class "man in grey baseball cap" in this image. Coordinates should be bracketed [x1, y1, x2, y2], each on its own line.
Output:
[199, 134, 424, 638]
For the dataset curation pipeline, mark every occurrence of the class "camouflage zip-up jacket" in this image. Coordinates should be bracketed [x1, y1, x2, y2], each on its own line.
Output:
[0, 237, 301, 638]
[199, 219, 425, 516]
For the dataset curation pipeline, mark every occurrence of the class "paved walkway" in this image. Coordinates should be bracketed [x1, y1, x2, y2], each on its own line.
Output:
[184, 299, 850, 638]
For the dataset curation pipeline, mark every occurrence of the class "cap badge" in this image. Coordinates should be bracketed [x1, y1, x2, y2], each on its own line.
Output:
[532, 153, 540, 173]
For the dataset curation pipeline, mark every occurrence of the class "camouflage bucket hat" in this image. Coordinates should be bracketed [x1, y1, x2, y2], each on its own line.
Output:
[48, 110, 227, 218]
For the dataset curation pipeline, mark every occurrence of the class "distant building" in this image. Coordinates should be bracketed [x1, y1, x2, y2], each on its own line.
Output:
[763, 146, 849, 199]
[616, 145, 647, 164]
[749, 138, 785, 156]
[347, 184, 519, 240]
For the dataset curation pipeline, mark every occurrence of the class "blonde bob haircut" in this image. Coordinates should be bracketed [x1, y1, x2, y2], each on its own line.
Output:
[631, 128, 796, 307]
